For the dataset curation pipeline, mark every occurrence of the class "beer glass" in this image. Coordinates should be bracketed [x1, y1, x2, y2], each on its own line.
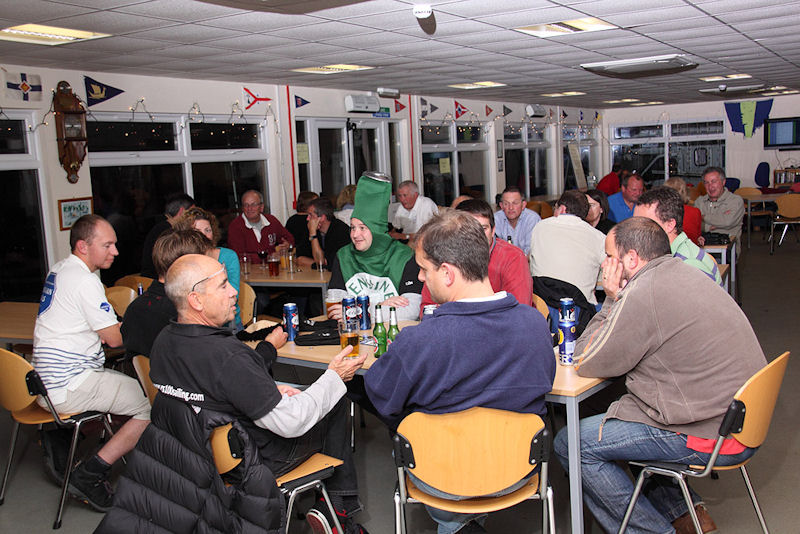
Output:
[338, 319, 359, 357]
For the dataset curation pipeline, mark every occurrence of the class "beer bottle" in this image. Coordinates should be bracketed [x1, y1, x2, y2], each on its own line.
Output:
[387, 306, 400, 346]
[373, 305, 387, 357]
[507, 234, 513, 245]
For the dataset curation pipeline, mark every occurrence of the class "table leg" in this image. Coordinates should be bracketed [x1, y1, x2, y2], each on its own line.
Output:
[566, 396, 584, 534]
[747, 199, 752, 249]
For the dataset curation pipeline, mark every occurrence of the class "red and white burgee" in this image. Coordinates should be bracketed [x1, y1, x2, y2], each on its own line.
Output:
[394, 100, 406, 112]
[455, 100, 468, 119]
[485, 105, 493, 116]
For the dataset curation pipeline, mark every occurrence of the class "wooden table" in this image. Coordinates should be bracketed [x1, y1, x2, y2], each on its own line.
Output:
[275, 324, 610, 534]
[242, 266, 331, 309]
[743, 192, 786, 248]
[703, 237, 737, 300]
[0, 301, 39, 346]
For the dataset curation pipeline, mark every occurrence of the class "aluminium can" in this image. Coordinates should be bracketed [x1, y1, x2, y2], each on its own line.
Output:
[558, 319, 577, 366]
[356, 295, 371, 330]
[342, 296, 359, 323]
[559, 297, 576, 323]
[283, 302, 299, 341]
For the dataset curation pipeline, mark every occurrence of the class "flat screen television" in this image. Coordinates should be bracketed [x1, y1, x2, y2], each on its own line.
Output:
[764, 116, 800, 150]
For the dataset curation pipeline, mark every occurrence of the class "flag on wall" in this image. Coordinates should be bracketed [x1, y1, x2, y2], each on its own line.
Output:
[454, 100, 468, 119]
[243, 87, 270, 110]
[394, 100, 405, 112]
[485, 105, 493, 116]
[420, 97, 438, 118]
[295, 95, 310, 108]
[5, 72, 42, 101]
[502, 105, 512, 116]
[84, 76, 124, 106]
[725, 99, 772, 138]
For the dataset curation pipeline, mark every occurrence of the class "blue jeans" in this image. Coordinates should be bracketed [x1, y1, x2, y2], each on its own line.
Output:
[554, 414, 755, 534]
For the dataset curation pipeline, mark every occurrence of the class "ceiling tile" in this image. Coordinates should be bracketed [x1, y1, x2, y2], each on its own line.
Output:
[112, 0, 240, 22]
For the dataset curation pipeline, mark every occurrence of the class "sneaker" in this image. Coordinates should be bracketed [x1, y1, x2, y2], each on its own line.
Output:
[306, 500, 369, 534]
[67, 462, 114, 512]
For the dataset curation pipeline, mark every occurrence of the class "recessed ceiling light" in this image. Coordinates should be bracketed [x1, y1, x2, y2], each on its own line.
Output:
[0, 23, 110, 45]
[630, 101, 664, 106]
[726, 74, 752, 80]
[514, 17, 616, 38]
[603, 98, 640, 104]
[542, 91, 586, 97]
[448, 81, 507, 90]
[699, 76, 726, 82]
[766, 85, 787, 91]
[291, 64, 374, 74]
[700, 74, 752, 82]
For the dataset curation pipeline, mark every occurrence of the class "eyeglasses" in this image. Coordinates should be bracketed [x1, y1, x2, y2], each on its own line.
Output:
[191, 266, 225, 293]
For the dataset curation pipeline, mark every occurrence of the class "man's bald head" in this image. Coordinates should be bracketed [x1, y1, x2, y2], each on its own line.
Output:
[165, 254, 220, 314]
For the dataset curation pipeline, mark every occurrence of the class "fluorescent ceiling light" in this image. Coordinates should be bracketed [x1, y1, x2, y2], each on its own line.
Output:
[630, 101, 664, 106]
[0, 23, 110, 45]
[604, 98, 639, 104]
[542, 91, 585, 97]
[292, 64, 374, 74]
[581, 54, 697, 79]
[514, 17, 616, 38]
[448, 81, 507, 90]
[700, 74, 752, 82]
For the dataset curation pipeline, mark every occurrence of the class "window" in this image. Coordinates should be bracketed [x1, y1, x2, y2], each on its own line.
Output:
[421, 122, 490, 205]
[611, 119, 724, 184]
[504, 122, 550, 197]
[88, 113, 270, 283]
[562, 124, 596, 190]
[0, 115, 47, 301]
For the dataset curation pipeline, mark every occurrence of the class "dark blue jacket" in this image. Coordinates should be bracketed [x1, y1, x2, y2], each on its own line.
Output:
[365, 293, 555, 429]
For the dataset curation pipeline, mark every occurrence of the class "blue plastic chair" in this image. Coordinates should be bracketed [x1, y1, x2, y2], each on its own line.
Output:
[755, 162, 770, 188]
[725, 177, 741, 192]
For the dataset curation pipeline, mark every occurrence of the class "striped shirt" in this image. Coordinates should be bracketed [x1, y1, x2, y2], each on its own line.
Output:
[671, 232, 723, 287]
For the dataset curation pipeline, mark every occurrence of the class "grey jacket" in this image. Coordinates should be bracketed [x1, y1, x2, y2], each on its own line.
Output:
[575, 255, 765, 439]
[695, 189, 745, 241]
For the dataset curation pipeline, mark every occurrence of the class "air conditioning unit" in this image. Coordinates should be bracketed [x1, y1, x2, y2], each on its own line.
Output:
[526, 104, 546, 118]
[345, 94, 380, 113]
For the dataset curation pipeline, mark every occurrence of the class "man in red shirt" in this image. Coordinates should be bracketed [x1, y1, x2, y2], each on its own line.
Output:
[419, 198, 532, 312]
[597, 165, 632, 196]
[227, 190, 294, 262]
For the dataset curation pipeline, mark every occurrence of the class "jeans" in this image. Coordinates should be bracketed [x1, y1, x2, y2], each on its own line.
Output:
[554, 413, 755, 534]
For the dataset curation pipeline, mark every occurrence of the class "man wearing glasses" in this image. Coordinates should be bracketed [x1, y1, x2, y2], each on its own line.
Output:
[493, 186, 541, 256]
[227, 189, 294, 262]
[150, 254, 369, 533]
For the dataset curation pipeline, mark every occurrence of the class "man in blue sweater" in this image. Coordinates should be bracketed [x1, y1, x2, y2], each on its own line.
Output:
[365, 210, 555, 534]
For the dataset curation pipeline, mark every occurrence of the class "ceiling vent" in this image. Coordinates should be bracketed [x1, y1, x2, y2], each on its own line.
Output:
[580, 54, 697, 79]
[345, 94, 380, 113]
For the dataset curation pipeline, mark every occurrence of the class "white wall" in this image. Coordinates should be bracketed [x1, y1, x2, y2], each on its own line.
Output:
[600, 94, 800, 187]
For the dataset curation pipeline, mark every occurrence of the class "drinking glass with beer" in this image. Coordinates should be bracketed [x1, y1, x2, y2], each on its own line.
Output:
[267, 253, 281, 276]
[338, 319, 360, 357]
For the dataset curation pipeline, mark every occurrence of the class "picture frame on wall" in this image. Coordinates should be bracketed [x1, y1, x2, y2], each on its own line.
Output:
[496, 139, 503, 159]
[58, 197, 93, 230]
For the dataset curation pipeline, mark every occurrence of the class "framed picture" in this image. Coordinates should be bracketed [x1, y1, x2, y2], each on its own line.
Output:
[496, 139, 503, 158]
[58, 197, 93, 230]
[497, 159, 504, 172]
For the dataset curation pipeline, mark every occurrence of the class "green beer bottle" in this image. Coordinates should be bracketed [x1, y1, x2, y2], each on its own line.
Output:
[387, 306, 400, 346]
[373, 305, 387, 357]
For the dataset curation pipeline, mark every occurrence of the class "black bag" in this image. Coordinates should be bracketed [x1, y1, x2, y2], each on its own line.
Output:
[293, 328, 340, 346]
[701, 232, 730, 245]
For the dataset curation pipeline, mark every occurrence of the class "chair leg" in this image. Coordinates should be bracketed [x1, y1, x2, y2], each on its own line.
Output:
[778, 224, 790, 246]
[393, 487, 407, 534]
[740, 466, 770, 534]
[350, 400, 356, 452]
[617, 469, 649, 534]
[676, 477, 702, 534]
[318, 482, 344, 534]
[770, 222, 776, 254]
[284, 487, 300, 534]
[0, 422, 21, 505]
[53, 424, 82, 529]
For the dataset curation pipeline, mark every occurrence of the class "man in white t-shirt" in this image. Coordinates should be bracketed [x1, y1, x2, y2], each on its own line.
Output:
[389, 180, 439, 241]
[33, 214, 150, 512]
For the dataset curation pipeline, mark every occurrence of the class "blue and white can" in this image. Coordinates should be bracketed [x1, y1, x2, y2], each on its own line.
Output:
[356, 295, 371, 330]
[558, 319, 576, 366]
[559, 297, 576, 323]
[342, 296, 359, 323]
[283, 302, 299, 341]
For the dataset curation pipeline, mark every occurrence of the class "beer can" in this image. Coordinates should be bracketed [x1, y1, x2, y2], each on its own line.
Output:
[558, 319, 576, 366]
[283, 303, 299, 341]
[559, 297, 576, 323]
[342, 296, 359, 323]
[422, 304, 437, 320]
[356, 295, 371, 330]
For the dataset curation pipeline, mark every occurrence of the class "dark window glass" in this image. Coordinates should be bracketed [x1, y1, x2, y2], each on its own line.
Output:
[671, 121, 724, 136]
[421, 126, 450, 144]
[189, 123, 259, 150]
[563, 145, 592, 190]
[504, 124, 523, 142]
[613, 125, 663, 139]
[0, 120, 27, 154]
[611, 143, 665, 183]
[87, 121, 176, 152]
[422, 152, 453, 206]
[456, 126, 483, 143]
[192, 160, 266, 245]
[505, 148, 525, 193]
[0, 169, 46, 300]
[669, 140, 725, 180]
[295, 120, 306, 143]
[91, 164, 183, 285]
[457, 151, 486, 201]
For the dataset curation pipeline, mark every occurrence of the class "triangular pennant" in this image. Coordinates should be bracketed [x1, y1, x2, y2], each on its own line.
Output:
[430, 103, 439, 113]
[725, 100, 773, 138]
[454, 100, 468, 119]
[579, 110, 584, 122]
[485, 105, 493, 116]
[420, 97, 429, 118]
[84, 76, 124, 106]
[502, 105, 512, 117]
[561, 110, 568, 120]
[394, 100, 406, 112]
[294, 95, 310, 108]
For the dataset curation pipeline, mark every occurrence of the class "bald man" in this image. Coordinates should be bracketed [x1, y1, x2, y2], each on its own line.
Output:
[150, 254, 369, 533]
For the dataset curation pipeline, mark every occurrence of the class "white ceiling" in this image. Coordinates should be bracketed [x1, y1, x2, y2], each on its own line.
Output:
[1, 0, 798, 108]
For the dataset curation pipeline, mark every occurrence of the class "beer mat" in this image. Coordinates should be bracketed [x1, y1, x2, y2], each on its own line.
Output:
[293, 328, 340, 346]
[300, 318, 337, 332]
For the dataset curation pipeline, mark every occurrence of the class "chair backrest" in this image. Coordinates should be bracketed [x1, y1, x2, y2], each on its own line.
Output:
[0, 348, 39, 412]
[106, 286, 137, 317]
[395, 407, 546, 498]
[132, 355, 158, 405]
[725, 177, 741, 192]
[115, 274, 154, 293]
[732, 352, 789, 448]
[238, 282, 257, 326]
[688, 182, 706, 202]
[526, 200, 554, 219]
[210, 423, 243, 474]
[754, 161, 770, 188]
[775, 194, 800, 218]
[531, 292, 550, 320]
[734, 187, 763, 199]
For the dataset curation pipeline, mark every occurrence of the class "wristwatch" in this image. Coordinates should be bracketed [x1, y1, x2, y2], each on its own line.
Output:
[309, 234, 318, 240]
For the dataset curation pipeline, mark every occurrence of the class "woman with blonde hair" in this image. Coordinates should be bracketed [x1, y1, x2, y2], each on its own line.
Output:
[335, 184, 357, 225]
[174, 206, 243, 330]
[664, 177, 702, 244]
